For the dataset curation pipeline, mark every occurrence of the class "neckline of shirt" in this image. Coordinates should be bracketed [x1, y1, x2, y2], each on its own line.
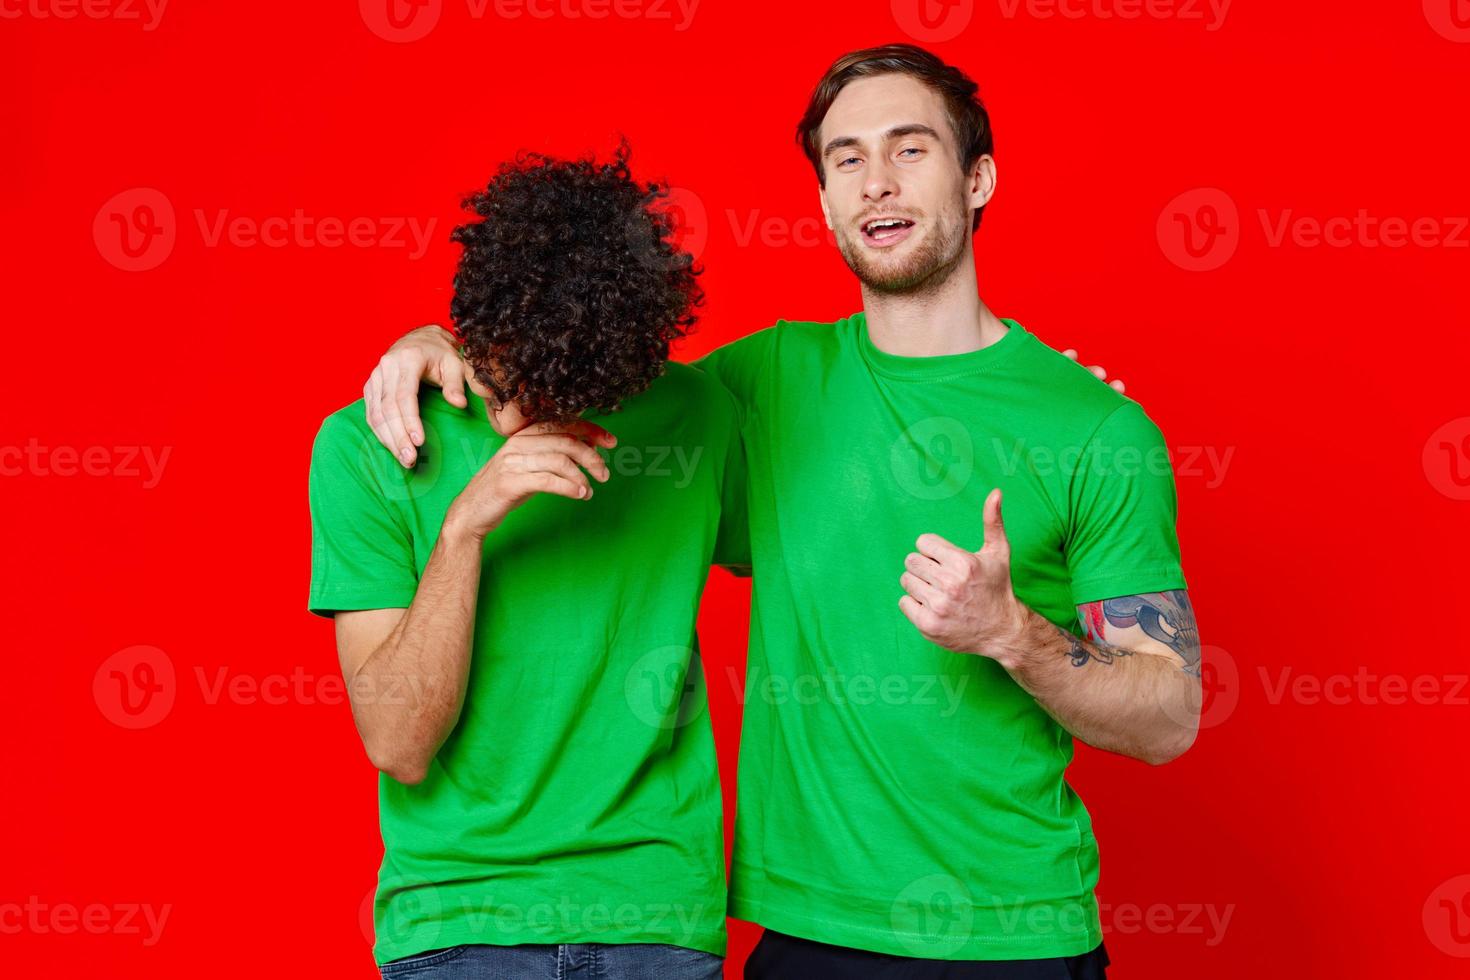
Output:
[854, 311, 1029, 381]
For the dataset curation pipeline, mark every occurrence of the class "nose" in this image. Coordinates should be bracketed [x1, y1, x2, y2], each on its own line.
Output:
[863, 155, 899, 204]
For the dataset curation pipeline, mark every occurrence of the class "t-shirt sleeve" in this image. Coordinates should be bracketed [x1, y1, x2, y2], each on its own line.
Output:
[1063, 401, 1187, 606]
[695, 331, 772, 573]
[308, 414, 420, 617]
[691, 326, 774, 416]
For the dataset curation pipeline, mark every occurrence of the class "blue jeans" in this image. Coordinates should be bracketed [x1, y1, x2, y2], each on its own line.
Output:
[379, 942, 724, 979]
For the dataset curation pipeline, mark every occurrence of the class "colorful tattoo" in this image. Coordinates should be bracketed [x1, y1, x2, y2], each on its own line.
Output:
[1077, 590, 1201, 676]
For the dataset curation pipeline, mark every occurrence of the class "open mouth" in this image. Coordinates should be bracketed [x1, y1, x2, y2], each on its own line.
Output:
[860, 215, 916, 247]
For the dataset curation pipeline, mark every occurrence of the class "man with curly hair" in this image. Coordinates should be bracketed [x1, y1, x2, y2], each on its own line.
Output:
[308, 147, 738, 978]
[355, 44, 1202, 980]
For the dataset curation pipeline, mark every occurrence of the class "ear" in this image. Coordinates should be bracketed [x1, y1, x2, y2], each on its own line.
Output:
[967, 154, 997, 214]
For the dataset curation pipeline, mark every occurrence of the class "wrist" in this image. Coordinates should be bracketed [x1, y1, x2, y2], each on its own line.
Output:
[441, 507, 492, 546]
[986, 600, 1040, 673]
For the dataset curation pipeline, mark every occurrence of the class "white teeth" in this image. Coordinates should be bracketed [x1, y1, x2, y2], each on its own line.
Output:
[865, 218, 909, 232]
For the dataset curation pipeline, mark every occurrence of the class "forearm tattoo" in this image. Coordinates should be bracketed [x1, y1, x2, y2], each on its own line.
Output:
[1077, 589, 1201, 677]
[1060, 627, 1135, 668]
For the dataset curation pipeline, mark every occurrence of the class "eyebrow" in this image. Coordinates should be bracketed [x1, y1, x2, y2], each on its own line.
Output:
[822, 123, 944, 159]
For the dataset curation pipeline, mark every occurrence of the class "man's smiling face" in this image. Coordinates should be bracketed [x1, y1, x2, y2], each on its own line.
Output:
[817, 72, 990, 294]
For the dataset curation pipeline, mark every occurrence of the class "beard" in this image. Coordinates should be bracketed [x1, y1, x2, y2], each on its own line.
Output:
[835, 200, 969, 296]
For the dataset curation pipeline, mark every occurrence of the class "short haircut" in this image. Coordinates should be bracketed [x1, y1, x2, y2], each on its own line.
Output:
[796, 44, 995, 231]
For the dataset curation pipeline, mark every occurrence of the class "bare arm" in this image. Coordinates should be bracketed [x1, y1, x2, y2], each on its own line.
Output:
[1003, 590, 1199, 765]
[335, 417, 613, 785]
[334, 525, 483, 786]
[900, 489, 1199, 766]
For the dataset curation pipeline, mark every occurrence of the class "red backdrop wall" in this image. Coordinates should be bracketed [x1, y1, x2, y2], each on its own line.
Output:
[4, 1, 1469, 975]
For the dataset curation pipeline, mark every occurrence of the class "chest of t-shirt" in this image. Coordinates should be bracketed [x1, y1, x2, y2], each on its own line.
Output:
[745, 366, 1081, 637]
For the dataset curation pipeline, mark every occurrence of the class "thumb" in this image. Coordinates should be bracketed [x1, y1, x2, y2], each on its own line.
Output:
[979, 487, 1009, 559]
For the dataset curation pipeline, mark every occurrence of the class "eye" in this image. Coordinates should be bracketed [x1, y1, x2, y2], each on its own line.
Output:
[837, 156, 862, 168]
[898, 146, 924, 159]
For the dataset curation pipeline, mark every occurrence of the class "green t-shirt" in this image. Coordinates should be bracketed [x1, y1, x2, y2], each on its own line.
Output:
[307, 362, 742, 965]
[696, 314, 1186, 960]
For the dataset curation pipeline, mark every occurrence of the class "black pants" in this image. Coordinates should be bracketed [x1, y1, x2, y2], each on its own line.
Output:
[745, 931, 1109, 980]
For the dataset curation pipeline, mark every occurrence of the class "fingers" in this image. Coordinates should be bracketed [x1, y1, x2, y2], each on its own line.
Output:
[981, 488, 1010, 559]
[1109, 378, 1126, 394]
[899, 594, 938, 634]
[915, 532, 971, 565]
[509, 435, 611, 482]
[519, 452, 595, 498]
[376, 355, 420, 467]
[903, 551, 943, 587]
[1087, 364, 1107, 382]
[900, 570, 943, 608]
[393, 362, 426, 450]
[1061, 348, 1079, 361]
[505, 468, 590, 502]
[364, 368, 397, 457]
[440, 356, 470, 409]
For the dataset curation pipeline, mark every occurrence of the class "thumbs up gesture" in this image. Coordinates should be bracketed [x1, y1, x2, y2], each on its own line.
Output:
[899, 488, 1028, 666]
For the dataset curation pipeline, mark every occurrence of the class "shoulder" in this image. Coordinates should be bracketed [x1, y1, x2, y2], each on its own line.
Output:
[698, 315, 850, 364]
[312, 389, 475, 479]
[313, 399, 373, 455]
[658, 360, 740, 420]
[1008, 325, 1164, 444]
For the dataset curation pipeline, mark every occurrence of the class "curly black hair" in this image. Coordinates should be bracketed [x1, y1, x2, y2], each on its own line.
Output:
[449, 142, 703, 423]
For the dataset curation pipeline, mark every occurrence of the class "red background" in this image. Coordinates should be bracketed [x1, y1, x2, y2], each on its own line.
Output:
[4, 0, 1469, 976]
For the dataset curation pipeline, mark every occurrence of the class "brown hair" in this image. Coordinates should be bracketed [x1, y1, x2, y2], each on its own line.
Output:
[796, 44, 994, 230]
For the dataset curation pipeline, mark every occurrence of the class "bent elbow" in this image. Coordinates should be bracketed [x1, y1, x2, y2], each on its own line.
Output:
[366, 743, 430, 786]
[1144, 729, 1198, 766]
[384, 761, 429, 786]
